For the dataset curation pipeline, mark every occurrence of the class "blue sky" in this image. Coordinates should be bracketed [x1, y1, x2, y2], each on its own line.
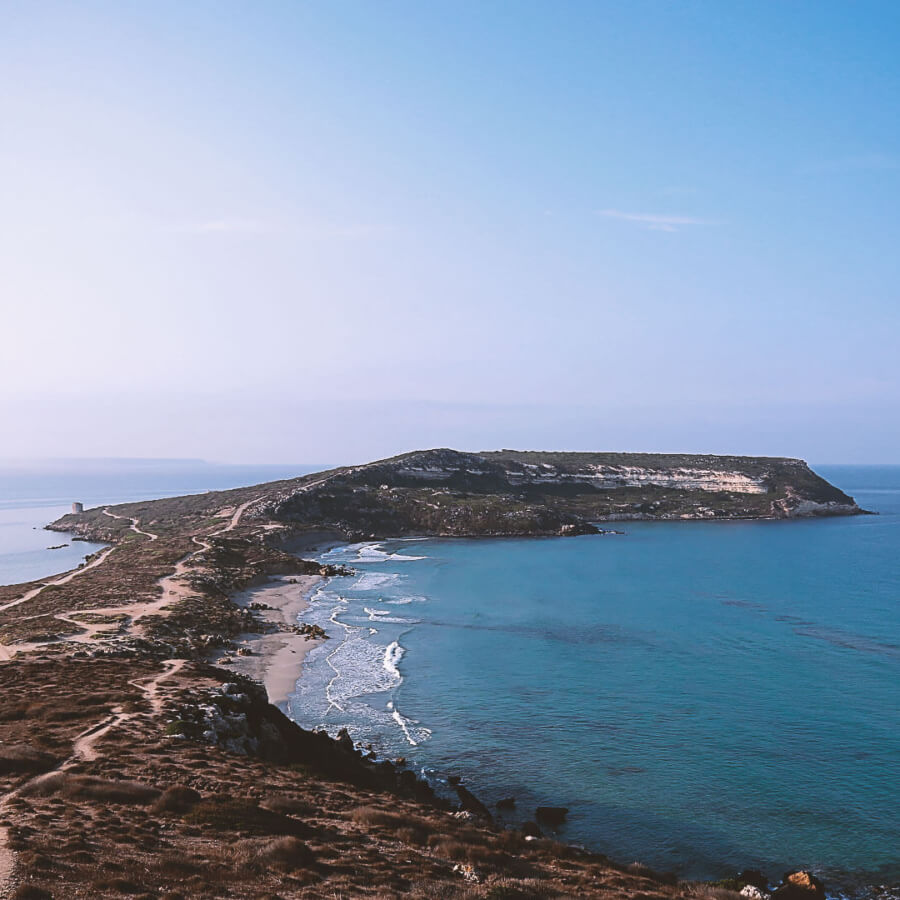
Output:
[2, 1, 899, 463]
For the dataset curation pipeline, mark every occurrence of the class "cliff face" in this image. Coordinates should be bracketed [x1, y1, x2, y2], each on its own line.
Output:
[248, 449, 862, 539]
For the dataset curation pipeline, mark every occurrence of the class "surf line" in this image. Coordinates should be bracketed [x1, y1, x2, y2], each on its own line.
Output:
[324, 598, 353, 714]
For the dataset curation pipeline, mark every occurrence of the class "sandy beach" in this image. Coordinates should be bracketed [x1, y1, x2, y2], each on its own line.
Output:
[216, 574, 324, 709]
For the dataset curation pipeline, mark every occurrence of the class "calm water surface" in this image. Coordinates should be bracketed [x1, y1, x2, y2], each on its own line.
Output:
[291, 466, 900, 893]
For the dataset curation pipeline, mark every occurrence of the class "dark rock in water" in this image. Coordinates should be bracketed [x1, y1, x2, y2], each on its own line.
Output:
[454, 784, 492, 821]
[535, 806, 569, 826]
[521, 820, 541, 837]
[336, 728, 354, 752]
[447, 774, 461, 786]
[496, 796, 516, 810]
[773, 871, 825, 900]
[740, 870, 770, 891]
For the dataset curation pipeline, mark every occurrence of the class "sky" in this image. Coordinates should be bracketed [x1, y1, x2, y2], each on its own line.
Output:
[2, 0, 899, 465]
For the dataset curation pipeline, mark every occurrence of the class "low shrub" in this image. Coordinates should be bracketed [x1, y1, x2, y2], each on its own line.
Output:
[684, 886, 743, 900]
[259, 795, 314, 817]
[627, 861, 678, 885]
[0, 703, 30, 721]
[252, 835, 316, 872]
[21, 774, 159, 804]
[183, 798, 308, 836]
[350, 805, 407, 828]
[0, 745, 59, 775]
[150, 785, 201, 814]
[89, 878, 144, 894]
[395, 825, 431, 846]
[11, 886, 54, 900]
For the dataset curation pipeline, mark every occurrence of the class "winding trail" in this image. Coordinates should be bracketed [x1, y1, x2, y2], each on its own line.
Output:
[0, 508, 157, 617]
[0, 547, 116, 615]
[102, 509, 159, 541]
[0, 657, 187, 897]
[0, 498, 260, 662]
[0, 498, 262, 896]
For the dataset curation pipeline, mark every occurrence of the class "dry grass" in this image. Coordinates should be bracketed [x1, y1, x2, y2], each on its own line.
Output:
[149, 784, 200, 813]
[681, 885, 744, 900]
[183, 797, 309, 836]
[21, 773, 160, 804]
[11, 885, 54, 900]
[0, 744, 59, 775]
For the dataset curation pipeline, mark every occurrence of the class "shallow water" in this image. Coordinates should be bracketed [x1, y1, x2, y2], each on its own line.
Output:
[290, 466, 900, 893]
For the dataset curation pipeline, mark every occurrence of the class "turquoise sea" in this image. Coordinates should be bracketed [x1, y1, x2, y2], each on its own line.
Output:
[289, 466, 900, 896]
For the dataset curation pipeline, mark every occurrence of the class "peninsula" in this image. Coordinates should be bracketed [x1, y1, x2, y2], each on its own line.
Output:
[51, 449, 862, 548]
[0, 450, 855, 898]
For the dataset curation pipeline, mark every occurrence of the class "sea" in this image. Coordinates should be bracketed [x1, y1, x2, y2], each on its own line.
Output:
[288, 465, 900, 897]
[1, 461, 897, 895]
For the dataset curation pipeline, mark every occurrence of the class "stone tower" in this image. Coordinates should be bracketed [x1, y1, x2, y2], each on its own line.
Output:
[72, 502, 84, 514]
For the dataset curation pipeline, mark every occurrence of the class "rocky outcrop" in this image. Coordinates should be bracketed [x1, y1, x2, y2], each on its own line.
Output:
[772, 871, 826, 900]
[535, 805, 569, 826]
[167, 669, 447, 803]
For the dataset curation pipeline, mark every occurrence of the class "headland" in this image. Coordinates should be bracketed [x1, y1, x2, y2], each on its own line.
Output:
[0, 450, 863, 898]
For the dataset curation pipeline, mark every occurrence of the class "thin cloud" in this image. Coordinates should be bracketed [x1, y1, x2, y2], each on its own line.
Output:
[597, 209, 718, 233]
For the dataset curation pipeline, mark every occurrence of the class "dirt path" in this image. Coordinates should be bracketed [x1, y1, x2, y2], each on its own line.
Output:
[0, 547, 116, 616]
[69, 659, 187, 762]
[0, 657, 186, 897]
[0, 498, 262, 663]
[0, 499, 263, 895]
[0, 508, 158, 619]
[102, 509, 159, 541]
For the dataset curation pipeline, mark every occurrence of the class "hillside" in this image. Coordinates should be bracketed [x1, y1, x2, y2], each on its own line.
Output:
[51, 449, 863, 545]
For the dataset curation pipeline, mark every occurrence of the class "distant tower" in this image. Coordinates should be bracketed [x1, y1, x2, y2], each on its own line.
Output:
[72, 502, 84, 514]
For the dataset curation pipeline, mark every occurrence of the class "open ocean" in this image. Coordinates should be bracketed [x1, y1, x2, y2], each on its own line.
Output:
[288, 466, 900, 896]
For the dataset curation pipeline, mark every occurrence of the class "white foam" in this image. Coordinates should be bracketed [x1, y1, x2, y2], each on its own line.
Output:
[354, 543, 391, 562]
[383, 641, 405, 680]
[364, 606, 391, 619]
[362, 608, 417, 624]
[384, 595, 426, 605]
[391, 707, 432, 747]
[355, 572, 401, 590]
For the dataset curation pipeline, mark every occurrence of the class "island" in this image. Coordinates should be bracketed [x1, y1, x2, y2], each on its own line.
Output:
[0, 450, 852, 898]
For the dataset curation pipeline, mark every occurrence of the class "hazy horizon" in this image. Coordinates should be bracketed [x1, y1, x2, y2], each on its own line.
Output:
[1, 453, 896, 470]
[4, 1, 899, 464]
